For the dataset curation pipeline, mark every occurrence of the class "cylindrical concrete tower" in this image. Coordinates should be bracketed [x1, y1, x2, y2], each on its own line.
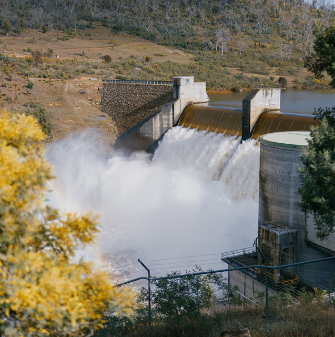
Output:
[259, 131, 310, 237]
[258, 131, 335, 285]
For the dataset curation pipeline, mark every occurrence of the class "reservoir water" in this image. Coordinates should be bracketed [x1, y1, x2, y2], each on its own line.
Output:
[209, 89, 335, 114]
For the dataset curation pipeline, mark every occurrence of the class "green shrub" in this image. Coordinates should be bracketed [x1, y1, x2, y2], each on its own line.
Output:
[115, 75, 129, 80]
[278, 76, 288, 87]
[95, 283, 335, 337]
[47, 48, 54, 57]
[31, 50, 43, 65]
[102, 55, 112, 63]
[57, 35, 71, 41]
[24, 101, 52, 136]
[97, 270, 227, 337]
[231, 87, 242, 92]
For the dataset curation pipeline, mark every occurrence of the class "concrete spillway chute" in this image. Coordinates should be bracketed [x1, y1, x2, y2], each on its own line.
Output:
[178, 101, 317, 140]
[111, 81, 318, 153]
[179, 105, 242, 137]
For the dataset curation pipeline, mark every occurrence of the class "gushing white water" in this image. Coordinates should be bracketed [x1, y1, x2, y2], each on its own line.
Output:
[153, 127, 241, 180]
[46, 127, 260, 280]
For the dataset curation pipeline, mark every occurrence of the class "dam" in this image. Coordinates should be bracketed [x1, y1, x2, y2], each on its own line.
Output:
[104, 77, 318, 153]
[47, 77, 334, 284]
[179, 104, 317, 139]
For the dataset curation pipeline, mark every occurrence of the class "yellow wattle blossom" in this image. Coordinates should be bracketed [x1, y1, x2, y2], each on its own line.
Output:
[0, 110, 133, 336]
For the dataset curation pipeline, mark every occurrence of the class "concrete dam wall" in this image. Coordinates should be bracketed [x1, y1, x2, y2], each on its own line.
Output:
[102, 78, 318, 153]
[178, 90, 318, 140]
[109, 77, 209, 153]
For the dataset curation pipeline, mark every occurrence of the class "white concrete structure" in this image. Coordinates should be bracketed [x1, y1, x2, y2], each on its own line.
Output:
[173, 76, 209, 123]
[242, 88, 281, 140]
[115, 76, 209, 153]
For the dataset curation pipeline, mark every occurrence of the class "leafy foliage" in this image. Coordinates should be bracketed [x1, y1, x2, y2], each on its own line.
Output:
[0, 1, 332, 90]
[102, 55, 112, 63]
[24, 100, 52, 136]
[1, 19, 11, 36]
[0, 110, 133, 336]
[150, 272, 215, 326]
[304, 26, 335, 87]
[278, 76, 288, 88]
[27, 80, 34, 89]
[299, 106, 335, 238]
[99, 270, 228, 336]
[96, 270, 335, 337]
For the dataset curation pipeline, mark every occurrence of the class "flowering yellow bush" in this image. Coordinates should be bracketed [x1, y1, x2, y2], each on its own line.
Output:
[0, 110, 133, 336]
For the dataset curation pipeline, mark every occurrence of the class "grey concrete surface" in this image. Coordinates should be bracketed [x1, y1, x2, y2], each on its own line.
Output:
[258, 131, 335, 289]
[114, 76, 209, 153]
[242, 88, 281, 140]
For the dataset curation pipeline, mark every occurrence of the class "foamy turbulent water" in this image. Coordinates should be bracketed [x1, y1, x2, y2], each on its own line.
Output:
[46, 127, 260, 280]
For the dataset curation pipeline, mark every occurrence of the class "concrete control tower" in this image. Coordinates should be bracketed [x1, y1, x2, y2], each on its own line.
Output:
[258, 131, 334, 284]
[223, 131, 335, 299]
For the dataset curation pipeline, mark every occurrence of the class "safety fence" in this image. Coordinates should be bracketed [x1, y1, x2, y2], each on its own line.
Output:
[102, 79, 173, 85]
[93, 255, 335, 337]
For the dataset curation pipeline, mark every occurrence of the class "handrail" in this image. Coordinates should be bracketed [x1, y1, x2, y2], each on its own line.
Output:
[102, 79, 173, 85]
[221, 247, 257, 260]
[118, 255, 335, 287]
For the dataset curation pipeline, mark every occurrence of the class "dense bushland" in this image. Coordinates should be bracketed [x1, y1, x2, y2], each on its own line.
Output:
[0, 0, 334, 89]
[0, 49, 328, 92]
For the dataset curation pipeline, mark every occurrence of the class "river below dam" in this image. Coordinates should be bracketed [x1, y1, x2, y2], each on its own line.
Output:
[46, 89, 334, 281]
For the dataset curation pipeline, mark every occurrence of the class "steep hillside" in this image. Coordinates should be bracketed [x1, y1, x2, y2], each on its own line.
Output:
[0, 27, 193, 142]
[0, 0, 334, 140]
[0, 0, 334, 90]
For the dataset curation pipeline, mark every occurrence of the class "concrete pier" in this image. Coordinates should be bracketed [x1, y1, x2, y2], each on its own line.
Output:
[242, 88, 281, 140]
[114, 76, 209, 153]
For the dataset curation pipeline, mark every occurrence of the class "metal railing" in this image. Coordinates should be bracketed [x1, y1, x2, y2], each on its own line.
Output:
[94, 255, 335, 337]
[221, 246, 256, 260]
[102, 79, 173, 85]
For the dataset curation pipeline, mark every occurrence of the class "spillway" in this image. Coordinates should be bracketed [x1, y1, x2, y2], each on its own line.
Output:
[178, 104, 317, 139]
[46, 89, 321, 280]
[179, 105, 242, 137]
[46, 128, 259, 280]
[252, 111, 318, 138]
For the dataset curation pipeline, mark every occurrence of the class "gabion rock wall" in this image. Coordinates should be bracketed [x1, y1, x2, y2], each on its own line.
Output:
[101, 83, 173, 136]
